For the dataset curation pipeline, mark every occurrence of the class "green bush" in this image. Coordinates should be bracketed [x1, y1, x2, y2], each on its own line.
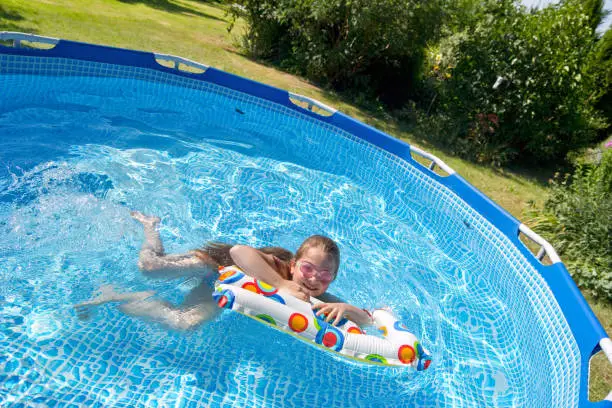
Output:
[227, 0, 292, 60]
[229, 0, 443, 106]
[530, 148, 612, 301]
[423, 0, 607, 165]
[584, 28, 612, 139]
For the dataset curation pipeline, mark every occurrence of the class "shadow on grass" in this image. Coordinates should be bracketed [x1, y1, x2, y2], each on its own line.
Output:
[0, 5, 38, 34]
[117, 0, 226, 21]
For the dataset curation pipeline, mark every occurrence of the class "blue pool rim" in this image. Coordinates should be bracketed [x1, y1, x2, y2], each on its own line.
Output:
[0, 34, 608, 407]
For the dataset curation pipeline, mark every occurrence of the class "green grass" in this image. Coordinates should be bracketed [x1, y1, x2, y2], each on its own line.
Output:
[590, 296, 612, 401]
[1, 0, 610, 400]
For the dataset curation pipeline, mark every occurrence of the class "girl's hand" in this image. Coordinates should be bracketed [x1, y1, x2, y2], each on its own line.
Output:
[312, 303, 371, 326]
[279, 280, 310, 302]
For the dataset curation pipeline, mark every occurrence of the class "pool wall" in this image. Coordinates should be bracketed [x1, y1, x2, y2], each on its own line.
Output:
[0, 32, 609, 407]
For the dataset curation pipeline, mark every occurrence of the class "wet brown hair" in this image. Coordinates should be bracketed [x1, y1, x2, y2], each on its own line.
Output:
[193, 242, 294, 267]
[295, 235, 340, 277]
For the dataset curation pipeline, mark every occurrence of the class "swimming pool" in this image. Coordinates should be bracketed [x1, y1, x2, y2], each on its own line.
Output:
[0, 33, 610, 407]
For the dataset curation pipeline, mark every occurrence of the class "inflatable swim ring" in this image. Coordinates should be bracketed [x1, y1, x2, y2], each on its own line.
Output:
[213, 265, 432, 369]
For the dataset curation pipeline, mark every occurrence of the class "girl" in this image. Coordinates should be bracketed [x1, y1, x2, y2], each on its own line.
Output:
[230, 237, 372, 326]
[74, 212, 372, 330]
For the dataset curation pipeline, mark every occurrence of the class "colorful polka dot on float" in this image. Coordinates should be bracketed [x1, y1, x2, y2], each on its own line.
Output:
[416, 342, 432, 371]
[397, 345, 416, 364]
[365, 354, 387, 364]
[312, 314, 323, 330]
[268, 294, 286, 305]
[414, 341, 421, 358]
[241, 282, 259, 293]
[378, 326, 388, 337]
[394, 321, 411, 332]
[256, 314, 276, 325]
[417, 357, 432, 371]
[288, 313, 308, 333]
[255, 280, 278, 296]
[218, 269, 244, 284]
[213, 289, 235, 310]
[347, 326, 363, 334]
[315, 325, 344, 352]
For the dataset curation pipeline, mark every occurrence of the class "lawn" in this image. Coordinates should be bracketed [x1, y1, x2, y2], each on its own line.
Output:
[1, 0, 610, 400]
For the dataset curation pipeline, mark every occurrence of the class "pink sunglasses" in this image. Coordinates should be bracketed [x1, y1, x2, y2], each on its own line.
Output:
[296, 260, 334, 283]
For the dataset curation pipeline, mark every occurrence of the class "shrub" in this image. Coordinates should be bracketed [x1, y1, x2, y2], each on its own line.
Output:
[423, 0, 607, 165]
[227, 0, 291, 60]
[584, 27, 612, 139]
[530, 148, 612, 301]
[228, 0, 444, 107]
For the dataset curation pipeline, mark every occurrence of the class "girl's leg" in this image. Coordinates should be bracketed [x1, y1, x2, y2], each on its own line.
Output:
[74, 285, 155, 320]
[131, 211, 164, 256]
[74, 283, 220, 331]
[125, 281, 221, 331]
[131, 211, 218, 280]
[118, 296, 220, 332]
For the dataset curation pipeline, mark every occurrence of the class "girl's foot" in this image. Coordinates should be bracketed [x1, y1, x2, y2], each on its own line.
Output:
[74, 285, 154, 320]
[130, 211, 161, 227]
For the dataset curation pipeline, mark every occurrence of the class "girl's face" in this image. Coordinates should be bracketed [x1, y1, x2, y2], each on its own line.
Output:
[290, 246, 337, 297]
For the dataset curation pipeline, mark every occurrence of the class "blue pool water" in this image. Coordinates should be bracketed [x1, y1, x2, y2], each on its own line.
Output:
[0, 58, 579, 407]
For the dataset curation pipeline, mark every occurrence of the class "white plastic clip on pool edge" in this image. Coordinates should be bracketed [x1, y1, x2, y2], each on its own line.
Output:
[153, 53, 209, 73]
[213, 266, 433, 369]
[0, 32, 59, 48]
[410, 145, 456, 175]
[518, 223, 562, 264]
[288, 92, 337, 116]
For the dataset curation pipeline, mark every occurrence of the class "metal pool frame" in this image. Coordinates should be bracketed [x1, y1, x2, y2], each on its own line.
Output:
[0, 32, 610, 407]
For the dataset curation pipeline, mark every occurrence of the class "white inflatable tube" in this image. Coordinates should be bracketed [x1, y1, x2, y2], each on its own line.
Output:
[213, 266, 432, 369]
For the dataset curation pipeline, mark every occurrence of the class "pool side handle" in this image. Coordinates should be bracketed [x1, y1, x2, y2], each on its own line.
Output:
[0, 31, 59, 48]
[153, 52, 208, 72]
[409, 145, 456, 176]
[518, 224, 562, 264]
[600, 338, 612, 401]
[288, 92, 337, 115]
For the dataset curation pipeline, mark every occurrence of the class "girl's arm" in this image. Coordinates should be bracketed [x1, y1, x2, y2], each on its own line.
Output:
[229, 245, 309, 301]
